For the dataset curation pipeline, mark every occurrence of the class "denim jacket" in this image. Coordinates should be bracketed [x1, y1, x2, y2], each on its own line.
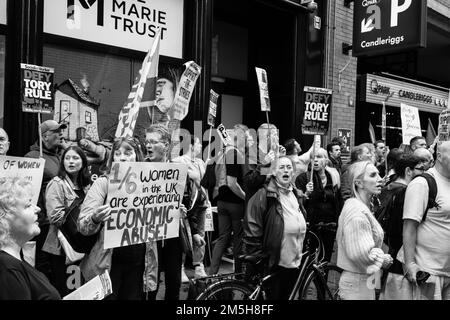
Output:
[42, 176, 89, 256]
[77, 176, 158, 292]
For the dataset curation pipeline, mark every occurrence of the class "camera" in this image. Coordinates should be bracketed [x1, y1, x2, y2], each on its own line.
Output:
[416, 271, 430, 285]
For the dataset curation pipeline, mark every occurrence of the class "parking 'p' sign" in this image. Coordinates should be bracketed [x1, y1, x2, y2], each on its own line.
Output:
[353, 0, 427, 57]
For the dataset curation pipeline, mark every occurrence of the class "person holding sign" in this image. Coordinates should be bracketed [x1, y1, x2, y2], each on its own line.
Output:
[295, 148, 342, 263]
[0, 177, 60, 300]
[43, 146, 92, 296]
[0, 127, 10, 156]
[78, 137, 158, 300]
[243, 156, 307, 299]
[25, 120, 67, 282]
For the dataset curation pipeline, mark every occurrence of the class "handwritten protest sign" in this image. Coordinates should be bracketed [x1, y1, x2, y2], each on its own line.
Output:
[20, 64, 54, 114]
[438, 109, 450, 142]
[172, 61, 202, 121]
[63, 271, 112, 300]
[104, 162, 188, 249]
[217, 124, 232, 146]
[208, 90, 219, 127]
[0, 156, 45, 205]
[401, 103, 422, 145]
[302, 86, 332, 135]
[255, 67, 271, 112]
[338, 128, 352, 155]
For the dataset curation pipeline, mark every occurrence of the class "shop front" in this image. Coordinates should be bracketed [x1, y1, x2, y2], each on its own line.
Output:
[2, 0, 324, 156]
[357, 73, 449, 147]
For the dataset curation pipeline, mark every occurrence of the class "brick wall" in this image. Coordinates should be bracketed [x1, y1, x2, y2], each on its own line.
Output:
[324, 0, 358, 149]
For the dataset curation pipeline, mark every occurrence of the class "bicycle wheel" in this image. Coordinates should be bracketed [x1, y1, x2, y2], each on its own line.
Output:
[298, 264, 342, 300]
[196, 279, 254, 300]
[324, 264, 342, 300]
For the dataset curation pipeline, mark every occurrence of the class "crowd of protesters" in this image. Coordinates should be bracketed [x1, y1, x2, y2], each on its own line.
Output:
[0, 117, 449, 301]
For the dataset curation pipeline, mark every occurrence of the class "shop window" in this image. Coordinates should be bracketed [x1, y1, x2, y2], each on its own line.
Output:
[0, 35, 4, 127]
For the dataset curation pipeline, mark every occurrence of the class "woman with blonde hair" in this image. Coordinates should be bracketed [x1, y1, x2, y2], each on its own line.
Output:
[336, 160, 392, 300]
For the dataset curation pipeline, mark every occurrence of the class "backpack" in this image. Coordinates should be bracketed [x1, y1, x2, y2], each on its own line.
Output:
[376, 172, 438, 248]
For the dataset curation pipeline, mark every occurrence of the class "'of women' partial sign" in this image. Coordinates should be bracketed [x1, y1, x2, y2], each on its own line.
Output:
[104, 162, 188, 250]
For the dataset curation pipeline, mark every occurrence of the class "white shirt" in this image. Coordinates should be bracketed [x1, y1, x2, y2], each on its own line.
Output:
[278, 191, 307, 269]
[397, 167, 450, 277]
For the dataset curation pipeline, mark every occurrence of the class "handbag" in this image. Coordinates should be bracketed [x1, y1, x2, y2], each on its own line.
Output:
[57, 230, 85, 265]
[59, 194, 98, 254]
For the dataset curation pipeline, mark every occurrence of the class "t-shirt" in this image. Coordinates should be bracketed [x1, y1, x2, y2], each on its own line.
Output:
[397, 167, 450, 277]
[0, 250, 61, 300]
[278, 191, 307, 269]
[217, 149, 245, 204]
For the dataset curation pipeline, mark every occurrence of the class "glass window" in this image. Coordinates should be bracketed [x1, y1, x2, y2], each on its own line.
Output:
[0, 35, 5, 127]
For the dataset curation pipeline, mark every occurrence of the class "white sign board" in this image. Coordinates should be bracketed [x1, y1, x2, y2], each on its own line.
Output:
[204, 207, 214, 232]
[0, 156, 45, 205]
[63, 271, 112, 300]
[0, 0, 6, 25]
[438, 109, 450, 142]
[255, 67, 271, 112]
[44, 0, 184, 59]
[104, 162, 188, 250]
[400, 103, 422, 145]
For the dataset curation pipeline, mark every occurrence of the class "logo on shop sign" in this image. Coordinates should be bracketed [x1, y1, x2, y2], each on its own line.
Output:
[353, 0, 427, 57]
[67, 0, 104, 29]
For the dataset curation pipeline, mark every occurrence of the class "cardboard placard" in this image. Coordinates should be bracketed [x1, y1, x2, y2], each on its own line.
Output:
[337, 128, 352, 155]
[438, 109, 450, 142]
[63, 271, 113, 300]
[0, 156, 45, 205]
[208, 90, 219, 127]
[172, 61, 202, 121]
[104, 162, 188, 250]
[255, 67, 271, 112]
[21, 64, 55, 114]
[301, 86, 332, 135]
[400, 103, 422, 145]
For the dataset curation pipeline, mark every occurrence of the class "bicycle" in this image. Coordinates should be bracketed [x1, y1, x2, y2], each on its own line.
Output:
[195, 228, 342, 300]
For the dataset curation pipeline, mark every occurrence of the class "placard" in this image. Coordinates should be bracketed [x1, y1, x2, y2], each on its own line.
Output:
[204, 206, 214, 232]
[438, 109, 450, 142]
[0, 0, 6, 25]
[0, 156, 45, 205]
[400, 103, 422, 145]
[20, 64, 55, 114]
[301, 86, 332, 136]
[63, 271, 112, 300]
[171, 61, 201, 121]
[104, 162, 188, 249]
[255, 67, 271, 112]
[337, 128, 352, 155]
[207, 90, 219, 127]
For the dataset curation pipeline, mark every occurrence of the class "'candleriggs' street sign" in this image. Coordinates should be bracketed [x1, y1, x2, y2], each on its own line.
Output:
[353, 0, 427, 57]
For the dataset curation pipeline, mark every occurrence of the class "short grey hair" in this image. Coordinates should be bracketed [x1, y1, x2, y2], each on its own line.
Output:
[0, 177, 33, 248]
[146, 124, 171, 145]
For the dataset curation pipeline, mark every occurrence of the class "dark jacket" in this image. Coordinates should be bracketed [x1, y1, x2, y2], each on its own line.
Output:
[243, 178, 307, 269]
[183, 177, 208, 236]
[242, 149, 271, 204]
[296, 170, 343, 225]
[25, 141, 62, 224]
[329, 156, 342, 175]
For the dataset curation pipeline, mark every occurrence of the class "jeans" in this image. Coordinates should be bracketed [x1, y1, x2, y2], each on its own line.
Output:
[209, 201, 244, 274]
[338, 271, 376, 300]
[106, 257, 145, 300]
[265, 265, 300, 300]
[157, 237, 183, 300]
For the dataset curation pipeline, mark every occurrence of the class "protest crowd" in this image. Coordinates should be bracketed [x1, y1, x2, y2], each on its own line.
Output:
[1, 114, 450, 301]
[0, 30, 449, 301]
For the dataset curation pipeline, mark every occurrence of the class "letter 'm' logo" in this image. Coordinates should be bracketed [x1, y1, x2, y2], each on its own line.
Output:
[67, 0, 104, 30]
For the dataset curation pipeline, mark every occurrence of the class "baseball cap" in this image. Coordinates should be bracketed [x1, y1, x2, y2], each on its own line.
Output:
[40, 120, 67, 134]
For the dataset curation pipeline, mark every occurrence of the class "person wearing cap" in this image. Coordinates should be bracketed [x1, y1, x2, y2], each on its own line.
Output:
[24, 120, 67, 280]
[0, 127, 10, 156]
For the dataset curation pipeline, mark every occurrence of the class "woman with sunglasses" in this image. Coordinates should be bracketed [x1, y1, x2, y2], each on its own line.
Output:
[78, 137, 158, 300]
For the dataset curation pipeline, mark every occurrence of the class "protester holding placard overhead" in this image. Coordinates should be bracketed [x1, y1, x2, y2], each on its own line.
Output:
[0, 177, 60, 300]
[0, 127, 10, 156]
[25, 120, 67, 281]
[43, 146, 92, 296]
[78, 137, 158, 300]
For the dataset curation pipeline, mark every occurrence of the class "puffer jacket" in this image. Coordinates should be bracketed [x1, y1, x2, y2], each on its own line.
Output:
[77, 176, 158, 292]
[243, 178, 307, 269]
